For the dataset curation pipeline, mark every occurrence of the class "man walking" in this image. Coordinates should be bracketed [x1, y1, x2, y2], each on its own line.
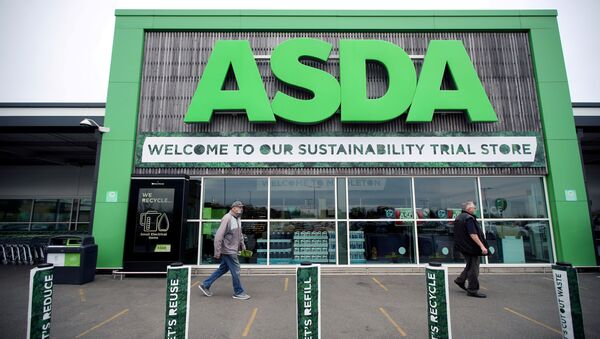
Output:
[453, 201, 488, 298]
[199, 201, 250, 300]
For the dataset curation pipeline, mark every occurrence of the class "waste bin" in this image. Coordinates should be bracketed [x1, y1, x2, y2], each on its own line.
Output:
[46, 235, 97, 284]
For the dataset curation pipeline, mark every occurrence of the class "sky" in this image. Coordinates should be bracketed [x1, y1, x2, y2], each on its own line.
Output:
[0, 0, 598, 103]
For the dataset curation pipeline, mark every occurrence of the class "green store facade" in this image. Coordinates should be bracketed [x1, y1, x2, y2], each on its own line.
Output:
[92, 10, 596, 270]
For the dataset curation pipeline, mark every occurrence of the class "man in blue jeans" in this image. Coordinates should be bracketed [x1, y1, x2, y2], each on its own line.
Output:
[199, 201, 250, 300]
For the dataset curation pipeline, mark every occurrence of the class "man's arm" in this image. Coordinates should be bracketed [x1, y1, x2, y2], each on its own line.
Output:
[466, 218, 488, 255]
[469, 234, 488, 255]
[213, 214, 230, 259]
[238, 218, 246, 251]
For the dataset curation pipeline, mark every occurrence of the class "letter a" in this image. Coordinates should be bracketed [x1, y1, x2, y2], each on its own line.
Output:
[184, 40, 275, 123]
[407, 40, 498, 122]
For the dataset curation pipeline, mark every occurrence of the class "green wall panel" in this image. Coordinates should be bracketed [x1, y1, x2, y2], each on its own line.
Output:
[95, 140, 135, 204]
[93, 202, 129, 268]
[334, 16, 435, 30]
[107, 28, 145, 83]
[104, 82, 140, 142]
[545, 139, 588, 203]
[537, 82, 577, 140]
[551, 201, 596, 266]
[530, 28, 569, 83]
[519, 16, 556, 29]
[433, 16, 522, 30]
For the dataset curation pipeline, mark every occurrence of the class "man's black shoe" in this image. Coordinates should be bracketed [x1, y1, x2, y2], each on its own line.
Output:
[467, 291, 487, 298]
[454, 279, 467, 291]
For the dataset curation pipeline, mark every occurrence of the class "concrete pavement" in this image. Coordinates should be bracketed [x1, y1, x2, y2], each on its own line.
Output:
[1, 266, 599, 338]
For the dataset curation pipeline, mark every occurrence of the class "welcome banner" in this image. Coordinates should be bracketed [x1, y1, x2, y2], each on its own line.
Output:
[138, 133, 545, 168]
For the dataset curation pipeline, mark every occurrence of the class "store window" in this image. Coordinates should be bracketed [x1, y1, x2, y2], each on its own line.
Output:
[0, 198, 90, 232]
[348, 178, 412, 219]
[243, 222, 267, 264]
[270, 178, 335, 219]
[270, 222, 335, 264]
[349, 221, 414, 264]
[480, 177, 547, 219]
[200, 178, 269, 264]
[481, 177, 552, 263]
[346, 178, 414, 264]
[195, 176, 552, 266]
[202, 178, 268, 220]
[0, 199, 32, 231]
[415, 177, 479, 263]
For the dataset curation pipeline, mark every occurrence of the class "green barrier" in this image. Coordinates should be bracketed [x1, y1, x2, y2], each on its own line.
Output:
[552, 262, 585, 339]
[165, 263, 191, 339]
[426, 262, 452, 339]
[297, 263, 320, 339]
[27, 263, 54, 339]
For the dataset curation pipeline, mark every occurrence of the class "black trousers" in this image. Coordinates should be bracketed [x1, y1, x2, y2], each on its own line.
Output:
[456, 254, 480, 292]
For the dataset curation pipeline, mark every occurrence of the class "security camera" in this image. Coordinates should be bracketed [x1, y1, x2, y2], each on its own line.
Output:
[80, 118, 110, 133]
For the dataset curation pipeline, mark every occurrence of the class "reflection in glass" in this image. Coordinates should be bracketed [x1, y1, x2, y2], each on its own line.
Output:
[270, 222, 335, 264]
[338, 222, 348, 265]
[480, 177, 547, 219]
[417, 221, 463, 263]
[182, 222, 199, 264]
[349, 221, 414, 264]
[0, 223, 30, 231]
[415, 178, 479, 219]
[30, 223, 69, 231]
[337, 178, 347, 218]
[203, 178, 268, 220]
[77, 199, 91, 223]
[201, 222, 221, 264]
[485, 220, 552, 263]
[0, 199, 33, 222]
[186, 180, 202, 219]
[349, 178, 412, 219]
[32, 200, 61, 222]
[270, 178, 335, 219]
[75, 223, 89, 232]
[242, 222, 267, 265]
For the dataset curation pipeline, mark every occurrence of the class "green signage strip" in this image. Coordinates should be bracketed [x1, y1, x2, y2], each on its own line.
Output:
[184, 38, 497, 124]
[27, 264, 54, 339]
[165, 264, 191, 339]
[426, 264, 451, 339]
[297, 264, 320, 339]
[136, 132, 545, 169]
[552, 263, 585, 339]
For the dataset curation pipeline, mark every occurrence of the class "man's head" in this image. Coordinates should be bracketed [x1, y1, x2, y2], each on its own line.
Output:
[463, 201, 477, 214]
[231, 200, 244, 215]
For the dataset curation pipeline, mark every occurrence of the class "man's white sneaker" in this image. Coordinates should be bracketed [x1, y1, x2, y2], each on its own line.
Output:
[232, 293, 251, 300]
[199, 284, 212, 297]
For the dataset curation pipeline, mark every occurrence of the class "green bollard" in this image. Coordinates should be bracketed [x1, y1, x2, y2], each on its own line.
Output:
[426, 262, 452, 339]
[165, 262, 191, 339]
[297, 262, 320, 339]
[27, 263, 54, 339]
[552, 262, 585, 339]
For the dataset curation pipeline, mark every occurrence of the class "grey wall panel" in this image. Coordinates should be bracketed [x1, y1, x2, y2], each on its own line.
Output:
[135, 31, 545, 176]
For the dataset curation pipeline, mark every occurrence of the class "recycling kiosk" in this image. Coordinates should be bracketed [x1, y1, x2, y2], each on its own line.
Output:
[46, 235, 98, 284]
